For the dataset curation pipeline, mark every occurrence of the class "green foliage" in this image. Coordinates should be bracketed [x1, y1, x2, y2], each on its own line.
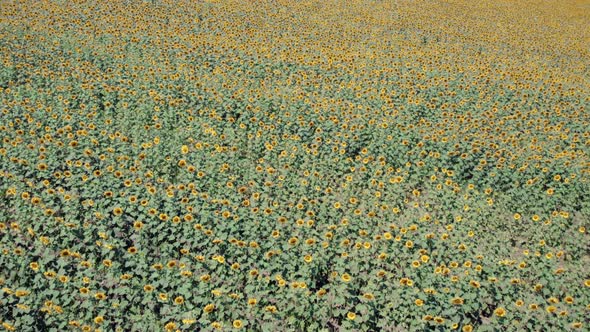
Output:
[0, 0, 589, 331]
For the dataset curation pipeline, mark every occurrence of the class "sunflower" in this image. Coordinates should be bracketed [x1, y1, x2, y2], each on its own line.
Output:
[494, 307, 506, 317]
[462, 325, 473, 332]
[203, 304, 215, 313]
[164, 322, 177, 331]
[451, 297, 464, 305]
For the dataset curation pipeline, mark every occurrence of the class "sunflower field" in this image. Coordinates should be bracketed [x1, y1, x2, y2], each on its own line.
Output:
[1, 0, 589, 331]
